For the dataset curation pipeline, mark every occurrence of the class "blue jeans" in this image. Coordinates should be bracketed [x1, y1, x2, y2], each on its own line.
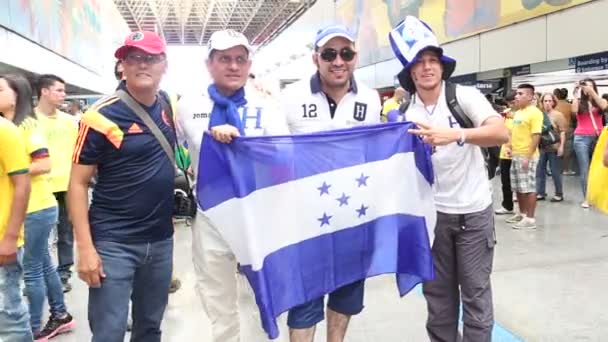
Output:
[23, 206, 67, 333]
[54, 192, 73, 282]
[88, 238, 173, 342]
[573, 135, 598, 198]
[0, 248, 34, 342]
[536, 151, 563, 197]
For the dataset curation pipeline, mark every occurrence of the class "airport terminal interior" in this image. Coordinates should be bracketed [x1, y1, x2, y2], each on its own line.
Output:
[1, 0, 608, 341]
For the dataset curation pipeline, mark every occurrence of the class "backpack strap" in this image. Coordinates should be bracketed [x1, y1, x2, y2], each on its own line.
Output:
[445, 82, 474, 129]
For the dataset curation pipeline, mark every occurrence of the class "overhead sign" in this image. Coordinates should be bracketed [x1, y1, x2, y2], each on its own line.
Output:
[575, 51, 608, 73]
[510, 64, 531, 76]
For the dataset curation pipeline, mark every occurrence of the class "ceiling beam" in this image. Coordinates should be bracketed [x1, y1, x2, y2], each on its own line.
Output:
[241, 0, 266, 34]
[199, 0, 216, 45]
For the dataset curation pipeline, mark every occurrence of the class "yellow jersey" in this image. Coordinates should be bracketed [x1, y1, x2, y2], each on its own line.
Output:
[499, 115, 514, 160]
[511, 105, 543, 158]
[0, 118, 29, 247]
[35, 109, 78, 193]
[20, 117, 57, 213]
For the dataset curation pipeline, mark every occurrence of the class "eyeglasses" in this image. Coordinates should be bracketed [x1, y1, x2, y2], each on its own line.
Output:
[124, 53, 166, 65]
[318, 48, 357, 62]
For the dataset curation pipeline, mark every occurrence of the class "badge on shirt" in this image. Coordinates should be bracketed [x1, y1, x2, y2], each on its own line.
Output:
[353, 102, 367, 121]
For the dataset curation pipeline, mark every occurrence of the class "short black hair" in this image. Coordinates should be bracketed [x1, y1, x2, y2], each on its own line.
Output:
[114, 60, 123, 81]
[505, 90, 517, 102]
[559, 88, 568, 100]
[36, 74, 65, 98]
[517, 83, 535, 94]
[0, 74, 35, 126]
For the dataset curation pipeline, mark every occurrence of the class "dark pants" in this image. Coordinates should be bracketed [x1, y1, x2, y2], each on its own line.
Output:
[53, 192, 73, 282]
[499, 159, 513, 211]
[536, 151, 563, 197]
[423, 206, 496, 342]
[88, 238, 173, 342]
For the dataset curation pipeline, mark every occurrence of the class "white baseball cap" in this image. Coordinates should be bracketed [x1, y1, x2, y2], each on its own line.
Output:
[314, 25, 355, 48]
[207, 30, 254, 58]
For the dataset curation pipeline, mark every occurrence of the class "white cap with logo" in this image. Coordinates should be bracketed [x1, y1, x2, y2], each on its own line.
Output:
[207, 30, 254, 58]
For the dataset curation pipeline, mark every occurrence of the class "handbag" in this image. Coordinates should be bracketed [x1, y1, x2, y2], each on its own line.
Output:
[540, 112, 560, 148]
[115, 90, 197, 219]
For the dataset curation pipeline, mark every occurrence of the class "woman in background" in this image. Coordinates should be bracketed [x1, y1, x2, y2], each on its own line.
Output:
[571, 78, 608, 208]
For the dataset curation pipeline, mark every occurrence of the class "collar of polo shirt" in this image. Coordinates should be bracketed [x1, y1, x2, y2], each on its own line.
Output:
[309, 72, 358, 95]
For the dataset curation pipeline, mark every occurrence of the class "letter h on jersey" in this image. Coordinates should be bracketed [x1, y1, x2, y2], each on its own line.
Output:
[241, 106, 262, 129]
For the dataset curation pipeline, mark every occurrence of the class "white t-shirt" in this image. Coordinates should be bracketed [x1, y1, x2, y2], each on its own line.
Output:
[176, 88, 289, 181]
[404, 83, 500, 214]
[280, 74, 382, 133]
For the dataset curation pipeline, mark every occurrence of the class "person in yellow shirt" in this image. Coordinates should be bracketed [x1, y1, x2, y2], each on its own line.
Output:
[34, 74, 78, 292]
[506, 84, 543, 230]
[0, 105, 32, 339]
[381, 87, 406, 122]
[2, 73, 76, 339]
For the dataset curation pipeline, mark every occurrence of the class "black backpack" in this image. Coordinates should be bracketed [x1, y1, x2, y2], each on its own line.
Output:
[400, 82, 500, 179]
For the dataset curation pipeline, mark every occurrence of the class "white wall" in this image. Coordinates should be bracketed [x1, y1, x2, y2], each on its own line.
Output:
[446, 0, 608, 77]
[261, 0, 608, 90]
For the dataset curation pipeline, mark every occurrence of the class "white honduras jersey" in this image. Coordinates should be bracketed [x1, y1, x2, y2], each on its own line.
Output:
[280, 73, 382, 133]
[404, 83, 500, 214]
[176, 88, 289, 182]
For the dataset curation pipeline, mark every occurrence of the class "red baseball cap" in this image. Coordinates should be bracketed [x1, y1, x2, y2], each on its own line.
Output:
[114, 31, 167, 59]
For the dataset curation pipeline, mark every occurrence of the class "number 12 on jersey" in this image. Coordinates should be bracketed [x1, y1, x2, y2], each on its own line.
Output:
[302, 104, 318, 118]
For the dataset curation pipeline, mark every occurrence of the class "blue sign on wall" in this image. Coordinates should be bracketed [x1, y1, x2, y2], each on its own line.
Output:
[575, 51, 608, 73]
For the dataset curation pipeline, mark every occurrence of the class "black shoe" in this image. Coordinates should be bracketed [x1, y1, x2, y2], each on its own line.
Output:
[36, 313, 75, 340]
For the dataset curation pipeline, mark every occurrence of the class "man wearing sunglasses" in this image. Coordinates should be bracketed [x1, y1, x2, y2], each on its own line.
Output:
[279, 25, 381, 342]
[69, 31, 176, 342]
[177, 29, 289, 342]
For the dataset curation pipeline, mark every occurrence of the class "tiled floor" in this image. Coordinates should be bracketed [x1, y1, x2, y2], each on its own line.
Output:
[51, 176, 607, 341]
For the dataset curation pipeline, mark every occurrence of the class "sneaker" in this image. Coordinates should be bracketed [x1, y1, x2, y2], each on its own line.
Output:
[563, 170, 576, 176]
[169, 278, 181, 294]
[61, 280, 72, 293]
[550, 195, 563, 202]
[536, 194, 546, 200]
[505, 213, 524, 223]
[495, 207, 513, 215]
[512, 218, 537, 230]
[36, 313, 75, 340]
[581, 201, 590, 209]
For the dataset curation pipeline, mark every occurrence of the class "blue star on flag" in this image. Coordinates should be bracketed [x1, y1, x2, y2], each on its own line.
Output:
[356, 173, 369, 187]
[356, 204, 369, 218]
[317, 181, 331, 196]
[336, 193, 350, 206]
[318, 213, 332, 227]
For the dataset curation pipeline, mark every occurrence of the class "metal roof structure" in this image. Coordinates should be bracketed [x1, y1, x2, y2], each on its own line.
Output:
[114, 0, 316, 47]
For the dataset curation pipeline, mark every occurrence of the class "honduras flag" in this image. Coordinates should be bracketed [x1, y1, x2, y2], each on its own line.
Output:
[197, 122, 436, 339]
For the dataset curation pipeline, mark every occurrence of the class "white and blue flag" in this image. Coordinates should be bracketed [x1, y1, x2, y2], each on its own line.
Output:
[197, 122, 436, 339]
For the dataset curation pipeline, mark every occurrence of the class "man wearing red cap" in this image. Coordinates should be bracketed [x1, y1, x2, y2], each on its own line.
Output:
[68, 31, 176, 342]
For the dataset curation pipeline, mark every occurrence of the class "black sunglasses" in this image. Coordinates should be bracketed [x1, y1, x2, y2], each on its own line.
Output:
[319, 48, 357, 62]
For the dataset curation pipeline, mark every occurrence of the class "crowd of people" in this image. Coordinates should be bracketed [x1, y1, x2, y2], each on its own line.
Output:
[0, 14, 607, 342]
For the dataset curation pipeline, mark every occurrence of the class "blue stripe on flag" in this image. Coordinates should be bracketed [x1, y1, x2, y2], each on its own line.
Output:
[240, 213, 435, 339]
[198, 122, 433, 210]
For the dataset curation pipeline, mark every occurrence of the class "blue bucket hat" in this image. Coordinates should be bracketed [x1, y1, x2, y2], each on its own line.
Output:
[389, 16, 456, 92]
